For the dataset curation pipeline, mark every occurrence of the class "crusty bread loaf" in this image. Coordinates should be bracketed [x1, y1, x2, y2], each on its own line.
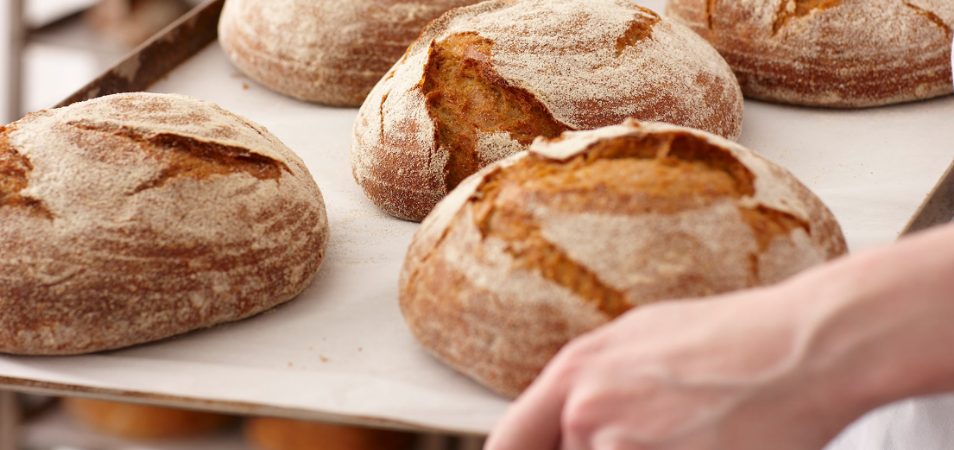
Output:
[245, 417, 414, 450]
[352, 0, 744, 222]
[665, 0, 954, 107]
[399, 120, 847, 397]
[0, 93, 328, 355]
[218, 0, 481, 106]
[64, 398, 233, 440]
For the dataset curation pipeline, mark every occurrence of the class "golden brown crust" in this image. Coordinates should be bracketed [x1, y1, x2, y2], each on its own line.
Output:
[666, 0, 954, 107]
[422, 32, 570, 191]
[244, 418, 414, 450]
[352, 0, 744, 222]
[0, 126, 52, 218]
[0, 93, 329, 355]
[616, 13, 662, 54]
[64, 398, 232, 440]
[218, 0, 482, 106]
[65, 121, 288, 192]
[400, 121, 846, 397]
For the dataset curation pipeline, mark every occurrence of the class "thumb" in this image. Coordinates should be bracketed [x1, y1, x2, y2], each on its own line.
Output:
[484, 363, 571, 450]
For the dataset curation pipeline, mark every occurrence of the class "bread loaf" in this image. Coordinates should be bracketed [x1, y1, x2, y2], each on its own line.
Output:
[218, 0, 482, 106]
[0, 93, 328, 355]
[399, 120, 847, 397]
[352, 0, 744, 222]
[665, 0, 954, 107]
[64, 398, 232, 440]
[245, 417, 414, 450]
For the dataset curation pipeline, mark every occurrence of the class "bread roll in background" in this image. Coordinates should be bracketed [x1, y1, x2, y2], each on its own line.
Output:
[218, 0, 482, 106]
[0, 93, 329, 355]
[63, 398, 233, 440]
[665, 0, 954, 107]
[245, 417, 415, 450]
[400, 120, 847, 397]
[352, 0, 744, 222]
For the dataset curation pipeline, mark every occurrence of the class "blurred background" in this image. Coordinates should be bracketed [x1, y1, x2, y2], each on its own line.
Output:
[0, 0, 201, 124]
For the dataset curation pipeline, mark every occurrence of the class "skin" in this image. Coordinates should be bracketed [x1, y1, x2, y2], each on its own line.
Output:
[485, 223, 954, 450]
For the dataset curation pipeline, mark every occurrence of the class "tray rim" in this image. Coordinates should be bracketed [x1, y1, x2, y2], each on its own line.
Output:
[0, 375, 476, 435]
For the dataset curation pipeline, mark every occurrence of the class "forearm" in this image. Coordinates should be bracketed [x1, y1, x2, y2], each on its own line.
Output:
[791, 223, 954, 426]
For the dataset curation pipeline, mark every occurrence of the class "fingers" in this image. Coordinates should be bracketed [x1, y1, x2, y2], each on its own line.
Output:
[484, 354, 575, 450]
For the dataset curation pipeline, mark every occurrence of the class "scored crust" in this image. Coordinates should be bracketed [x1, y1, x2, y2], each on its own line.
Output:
[352, 0, 744, 222]
[0, 93, 329, 355]
[399, 120, 847, 397]
[665, 0, 954, 107]
[218, 0, 481, 106]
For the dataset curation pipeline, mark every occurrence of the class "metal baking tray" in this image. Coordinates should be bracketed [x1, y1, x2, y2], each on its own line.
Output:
[1, 0, 953, 437]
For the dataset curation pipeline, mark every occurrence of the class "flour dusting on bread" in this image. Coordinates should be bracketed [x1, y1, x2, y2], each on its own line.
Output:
[0, 93, 329, 355]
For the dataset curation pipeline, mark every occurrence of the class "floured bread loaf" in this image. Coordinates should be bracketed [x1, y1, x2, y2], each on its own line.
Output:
[218, 0, 482, 106]
[352, 0, 744, 222]
[666, 0, 954, 107]
[0, 93, 329, 355]
[64, 398, 233, 440]
[399, 120, 847, 397]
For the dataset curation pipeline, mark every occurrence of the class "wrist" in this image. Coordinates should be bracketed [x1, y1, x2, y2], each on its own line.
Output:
[786, 255, 896, 430]
[742, 266, 881, 436]
[708, 279, 868, 443]
[788, 229, 954, 430]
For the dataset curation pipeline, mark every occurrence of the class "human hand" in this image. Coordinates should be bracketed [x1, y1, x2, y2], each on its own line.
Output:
[485, 283, 854, 450]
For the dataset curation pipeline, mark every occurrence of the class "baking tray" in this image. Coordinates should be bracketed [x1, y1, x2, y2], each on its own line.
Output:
[1, 0, 953, 437]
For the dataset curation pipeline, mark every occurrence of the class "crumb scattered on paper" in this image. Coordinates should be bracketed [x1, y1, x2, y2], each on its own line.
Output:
[320, 355, 330, 363]
[242, 82, 250, 90]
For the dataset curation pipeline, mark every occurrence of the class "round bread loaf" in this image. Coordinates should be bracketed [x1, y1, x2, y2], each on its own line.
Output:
[0, 93, 328, 355]
[400, 120, 847, 397]
[352, 0, 744, 222]
[218, 0, 481, 106]
[245, 418, 414, 450]
[64, 398, 233, 440]
[665, 0, 954, 107]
